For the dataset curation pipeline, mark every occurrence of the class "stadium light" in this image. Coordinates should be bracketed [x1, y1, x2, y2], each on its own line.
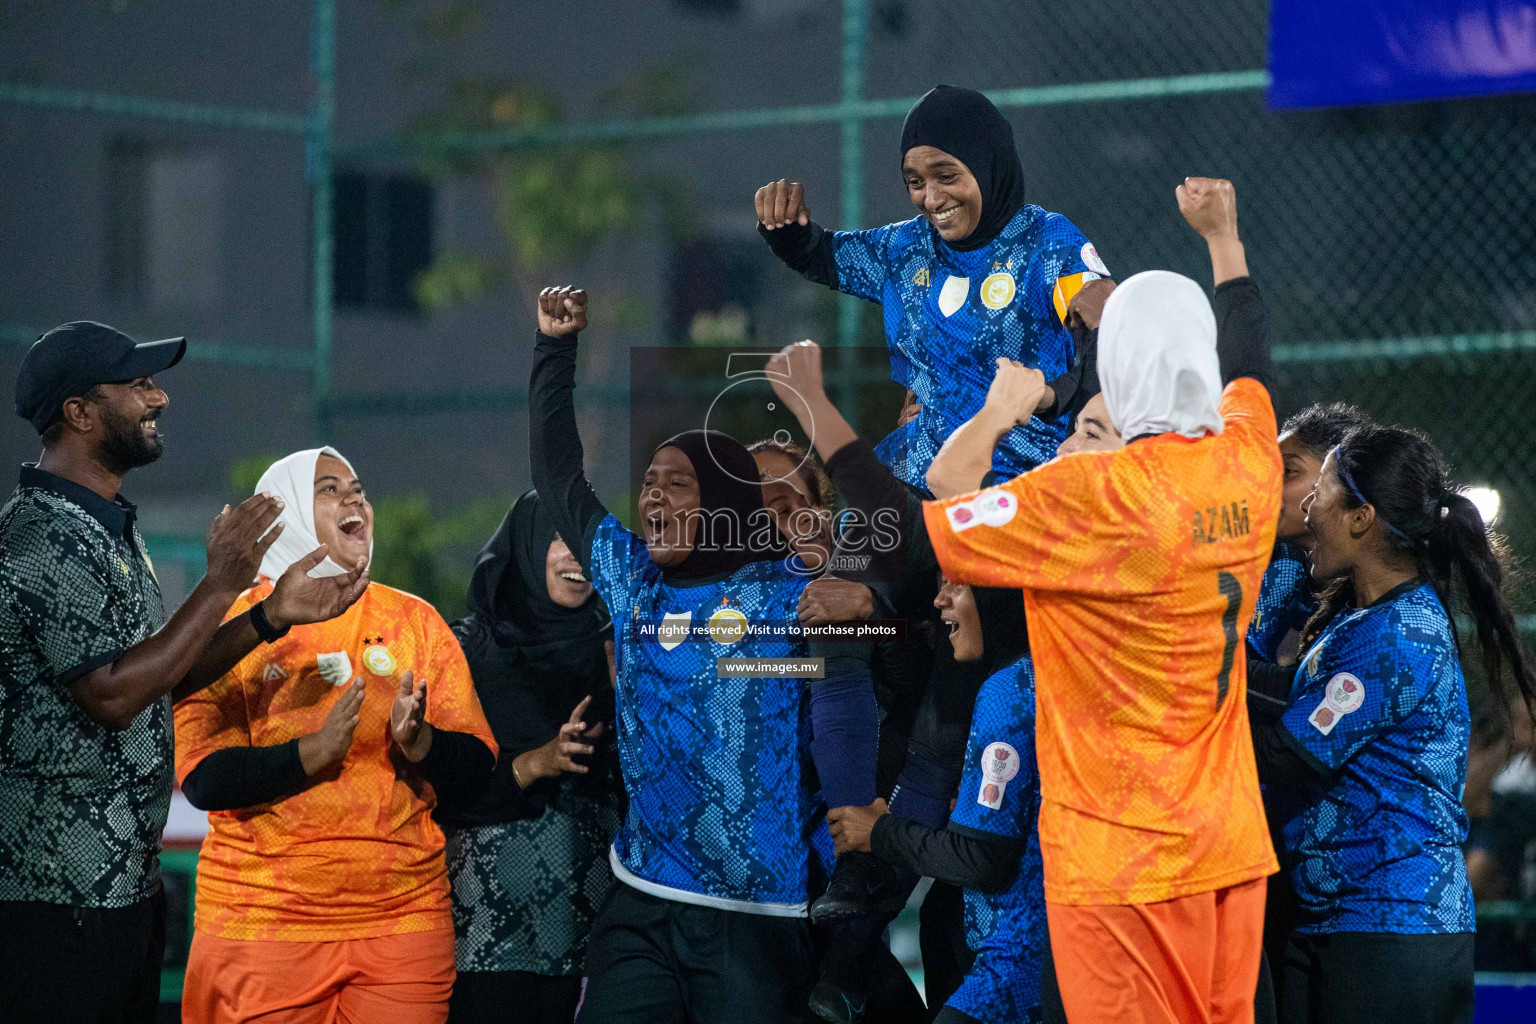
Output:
[1464, 486, 1501, 525]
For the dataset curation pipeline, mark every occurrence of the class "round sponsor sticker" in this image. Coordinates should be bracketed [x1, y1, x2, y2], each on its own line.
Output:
[708, 606, 749, 646]
[982, 742, 1021, 784]
[362, 644, 396, 677]
[952, 505, 974, 524]
[982, 783, 1001, 804]
[1325, 672, 1365, 714]
[976, 491, 1017, 528]
[980, 271, 1017, 310]
[1081, 242, 1110, 276]
[1314, 706, 1335, 727]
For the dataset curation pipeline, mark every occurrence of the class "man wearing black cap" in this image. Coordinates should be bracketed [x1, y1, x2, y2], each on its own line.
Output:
[0, 322, 369, 1024]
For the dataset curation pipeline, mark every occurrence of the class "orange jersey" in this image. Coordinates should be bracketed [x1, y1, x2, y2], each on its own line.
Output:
[923, 378, 1281, 906]
[174, 581, 495, 941]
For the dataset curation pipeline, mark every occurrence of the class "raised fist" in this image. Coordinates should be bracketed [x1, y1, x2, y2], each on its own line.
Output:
[765, 340, 827, 415]
[538, 286, 589, 338]
[1176, 177, 1238, 241]
[983, 358, 1048, 427]
[755, 179, 810, 230]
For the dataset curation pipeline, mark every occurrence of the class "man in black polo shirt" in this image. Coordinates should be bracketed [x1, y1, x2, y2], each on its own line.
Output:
[0, 322, 371, 1024]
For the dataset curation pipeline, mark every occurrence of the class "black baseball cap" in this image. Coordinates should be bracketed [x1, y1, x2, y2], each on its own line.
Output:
[15, 321, 186, 433]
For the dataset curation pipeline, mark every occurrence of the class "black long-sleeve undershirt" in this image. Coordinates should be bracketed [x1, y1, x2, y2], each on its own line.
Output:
[871, 813, 1022, 892]
[1252, 719, 1334, 802]
[1247, 657, 1295, 723]
[416, 729, 497, 804]
[529, 331, 610, 573]
[758, 220, 838, 288]
[180, 730, 494, 813]
[180, 740, 308, 812]
[1213, 276, 1274, 394]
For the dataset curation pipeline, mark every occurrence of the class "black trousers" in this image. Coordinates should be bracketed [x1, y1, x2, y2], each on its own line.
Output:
[578, 884, 816, 1024]
[0, 890, 165, 1024]
[1275, 930, 1474, 1024]
[450, 970, 583, 1024]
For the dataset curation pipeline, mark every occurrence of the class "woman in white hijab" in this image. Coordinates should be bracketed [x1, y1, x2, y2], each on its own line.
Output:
[174, 446, 496, 1024]
[920, 242, 1284, 1024]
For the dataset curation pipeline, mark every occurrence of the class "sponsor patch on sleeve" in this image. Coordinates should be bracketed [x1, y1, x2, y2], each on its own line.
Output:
[1308, 672, 1365, 736]
[945, 491, 1017, 534]
[1081, 242, 1110, 276]
[977, 741, 1020, 808]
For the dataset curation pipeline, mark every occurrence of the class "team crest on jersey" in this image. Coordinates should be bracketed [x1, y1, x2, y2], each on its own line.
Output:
[658, 610, 693, 651]
[362, 643, 397, 677]
[707, 606, 749, 646]
[1309, 672, 1365, 736]
[316, 650, 353, 686]
[977, 741, 1020, 809]
[980, 271, 1016, 310]
[937, 275, 970, 317]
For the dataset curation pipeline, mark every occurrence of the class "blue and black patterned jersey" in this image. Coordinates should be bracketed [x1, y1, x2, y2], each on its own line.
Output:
[1248, 541, 1314, 664]
[1279, 582, 1473, 935]
[832, 205, 1105, 489]
[588, 514, 819, 915]
[945, 656, 1046, 1024]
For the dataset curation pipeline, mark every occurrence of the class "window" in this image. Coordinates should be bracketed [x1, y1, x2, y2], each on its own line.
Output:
[104, 138, 227, 314]
[332, 171, 434, 313]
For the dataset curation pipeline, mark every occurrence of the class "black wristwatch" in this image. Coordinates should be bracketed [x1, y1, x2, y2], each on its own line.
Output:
[249, 601, 291, 644]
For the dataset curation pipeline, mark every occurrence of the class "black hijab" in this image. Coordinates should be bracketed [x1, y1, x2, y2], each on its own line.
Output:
[900, 85, 1027, 253]
[455, 490, 613, 765]
[652, 429, 787, 582]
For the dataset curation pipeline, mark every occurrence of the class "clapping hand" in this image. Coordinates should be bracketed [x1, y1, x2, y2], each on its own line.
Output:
[513, 695, 605, 784]
[390, 670, 432, 763]
[265, 545, 369, 631]
[298, 677, 365, 775]
[204, 494, 284, 595]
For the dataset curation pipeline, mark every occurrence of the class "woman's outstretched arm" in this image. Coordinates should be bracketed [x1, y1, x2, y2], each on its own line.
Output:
[528, 287, 611, 572]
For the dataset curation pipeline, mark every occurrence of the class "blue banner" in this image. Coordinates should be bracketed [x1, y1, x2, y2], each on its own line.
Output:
[1270, 0, 1536, 109]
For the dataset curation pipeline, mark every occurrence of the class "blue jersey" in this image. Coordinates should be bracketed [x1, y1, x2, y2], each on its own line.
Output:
[833, 204, 1106, 489]
[1280, 581, 1473, 935]
[1248, 541, 1314, 664]
[588, 515, 818, 916]
[945, 656, 1046, 1024]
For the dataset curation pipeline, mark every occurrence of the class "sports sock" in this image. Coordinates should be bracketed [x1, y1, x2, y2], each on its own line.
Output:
[809, 671, 880, 809]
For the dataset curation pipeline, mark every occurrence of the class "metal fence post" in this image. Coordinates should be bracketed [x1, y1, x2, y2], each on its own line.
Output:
[308, 0, 336, 442]
[837, 0, 868, 424]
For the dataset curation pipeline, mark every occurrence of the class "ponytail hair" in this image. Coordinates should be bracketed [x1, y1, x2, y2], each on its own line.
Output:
[1306, 425, 1536, 724]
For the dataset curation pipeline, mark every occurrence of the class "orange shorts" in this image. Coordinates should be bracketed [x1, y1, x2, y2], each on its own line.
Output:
[181, 927, 455, 1024]
[1048, 876, 1266, 1024]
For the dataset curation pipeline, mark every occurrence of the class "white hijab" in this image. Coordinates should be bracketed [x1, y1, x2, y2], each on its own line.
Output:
[255, 446, 369, 581]
[1098, 270, 1224, 441]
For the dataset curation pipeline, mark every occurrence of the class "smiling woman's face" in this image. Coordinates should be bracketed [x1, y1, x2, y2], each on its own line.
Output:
[311, 454, 373, 570]
[935, 575, 984, 662]
[902, 146, 983, 243]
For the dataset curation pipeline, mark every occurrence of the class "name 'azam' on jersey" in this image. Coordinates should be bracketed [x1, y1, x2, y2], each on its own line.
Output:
[832, 204, 1107, 490]
[587, 515, 818, 916]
